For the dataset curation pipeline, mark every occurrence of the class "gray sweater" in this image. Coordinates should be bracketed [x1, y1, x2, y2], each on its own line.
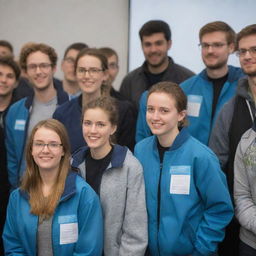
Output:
[234, 126, 256, 249]
[71, 145, 148, 256]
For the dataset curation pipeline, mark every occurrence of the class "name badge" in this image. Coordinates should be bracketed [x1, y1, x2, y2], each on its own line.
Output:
[187, 95, 202, 117]
[59, 215, 78, 245]
[14, 120, 26, 131]
[170, 166, 191, 195]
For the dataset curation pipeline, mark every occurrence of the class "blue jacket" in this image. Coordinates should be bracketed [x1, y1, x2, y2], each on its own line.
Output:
[3, 172, 103, 256]
[136, 65, 244, 144]
[134, 128, 233, 256]
[5, 83, 68, 189]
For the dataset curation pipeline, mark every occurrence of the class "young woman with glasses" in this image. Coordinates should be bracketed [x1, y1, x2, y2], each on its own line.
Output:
[53, 48, 136, 153]
[3, 119, 103, 256]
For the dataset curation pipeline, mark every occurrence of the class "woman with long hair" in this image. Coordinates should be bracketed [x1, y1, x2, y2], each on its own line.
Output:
[134, 81, 233, 256]
[53, 48, 135, 153]
[3, 119, 103, 256]
[71, 97, 148, 255]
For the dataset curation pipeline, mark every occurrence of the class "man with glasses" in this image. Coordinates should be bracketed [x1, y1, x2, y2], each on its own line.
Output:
[5, 43, 68, 190]
[61, 42, 88, 99]
[179, 21, 244, 146]
[209, 24, 256, 256]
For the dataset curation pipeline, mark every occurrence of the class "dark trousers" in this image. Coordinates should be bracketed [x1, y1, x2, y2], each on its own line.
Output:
[218, 217, 240, 256]
[240, 240, 256, 256]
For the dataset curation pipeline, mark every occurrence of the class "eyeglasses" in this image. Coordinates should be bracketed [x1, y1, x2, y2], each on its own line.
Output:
[64, 57, 76, 64]
[33, 142, 63, 151]
[198, 42, 228, 50]
[236, 47, 256, 57]
[27, 63, 52, 73]
[76, 67, 103, 77]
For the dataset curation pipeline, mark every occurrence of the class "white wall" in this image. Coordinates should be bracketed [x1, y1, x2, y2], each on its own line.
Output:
[0, 0, 129, 89]
[129, 0, 256, 74]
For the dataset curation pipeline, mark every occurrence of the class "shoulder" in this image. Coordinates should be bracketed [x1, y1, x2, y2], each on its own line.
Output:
[54, 98, 79, 117]
[135, 136, 155, 154]
[122, 66, 143, 82]
[123, 149, 143, 172]
[171, 62, 195, 77]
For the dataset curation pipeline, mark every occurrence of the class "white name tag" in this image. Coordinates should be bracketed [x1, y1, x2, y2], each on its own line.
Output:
[187, 95, 203, 117]
[14, 119, 26, 131]
[60, 222, 78, 245]
[170, 166, 191, 195]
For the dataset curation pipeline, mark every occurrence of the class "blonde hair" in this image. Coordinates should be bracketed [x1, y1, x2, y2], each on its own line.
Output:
[21, 119, 71, 220]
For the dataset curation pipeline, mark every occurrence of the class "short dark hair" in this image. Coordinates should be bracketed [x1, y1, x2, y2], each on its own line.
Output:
[139, 20, 171, 41]
[19, 43, 57, 71]
[0, 40, 13, 53]
[0, 56, 20, 80]
[236, 24, 256, 50]
[199, 21, 236, 45]
[63, 42, 88, 59]
[99, 47, 118, 60]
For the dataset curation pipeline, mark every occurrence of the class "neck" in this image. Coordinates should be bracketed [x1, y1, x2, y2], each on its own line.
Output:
[39, 168, 58, 197]
[62, 79, 80, 95]
[90, 143, 112, 160]
[34, 83, 56, 103]
[248, 76, 256, 99]
[157, 127, 179, 148]
[206, 65, 228, 79]
[147, 56, 169, 74]
[82, 90, 101, 107]
[0, 93, 12, 111]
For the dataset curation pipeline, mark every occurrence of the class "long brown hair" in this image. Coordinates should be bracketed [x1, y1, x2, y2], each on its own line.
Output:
[21, 119, 71, 220]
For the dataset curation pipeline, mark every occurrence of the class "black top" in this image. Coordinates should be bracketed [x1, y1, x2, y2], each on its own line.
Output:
[208, 73, 228, 120]
[144, 69, 166, 90]
[157, 140, 170, 164]
[85, 147, 113, 194]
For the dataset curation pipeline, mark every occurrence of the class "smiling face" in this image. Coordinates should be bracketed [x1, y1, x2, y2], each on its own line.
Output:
[76, 55, 107, 97]
[201, 31, 234, 70]
[0, 64, 17, 97]
[32, 127, 64, 173]
[238, 34, 256, 77]
[141, 32, 171, 69]
[146, 92, 186, 142]
[26, 51, 56, 92]
[82, 107, 116, 157]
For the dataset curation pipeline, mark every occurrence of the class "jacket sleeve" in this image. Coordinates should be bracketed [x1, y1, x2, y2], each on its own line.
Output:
[5, 111, 20, 190]
[192, 152, 234, 256]
[74, 185, 104, 256]
[208, 99, 234, 170]
[234, 136, 256, 234]
[3, 191, 27, 256]
[136, 91, 151, 143]
[119, 154, 148, 255]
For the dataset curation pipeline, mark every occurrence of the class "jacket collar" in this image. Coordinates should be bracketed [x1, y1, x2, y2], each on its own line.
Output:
[71, 144, 128, 170]
[153, 127, 190, 151]
[19, 171, 77, 201]
[199, 65, 243, 83]
[24, 79, 68, 109]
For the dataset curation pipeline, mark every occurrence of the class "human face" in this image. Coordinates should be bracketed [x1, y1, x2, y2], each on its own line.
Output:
[0, 64, 17, 97]
[0, 46, 12, 58]
[32, 127, 64, 173]
[76, 55, 107, 96]
[62, 49, 79, 82]
[82, 108, 116, 156]
[146, 92, 185, 141]
[26, 51, 56, 91]
[201, 31, 234, 70]
[107, 54, 119, 84]
[141, 32, 171, 68]
[238, 34, 256, 77]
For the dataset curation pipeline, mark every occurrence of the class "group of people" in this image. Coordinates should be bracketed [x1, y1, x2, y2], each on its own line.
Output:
[0, 18, 256, 256]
